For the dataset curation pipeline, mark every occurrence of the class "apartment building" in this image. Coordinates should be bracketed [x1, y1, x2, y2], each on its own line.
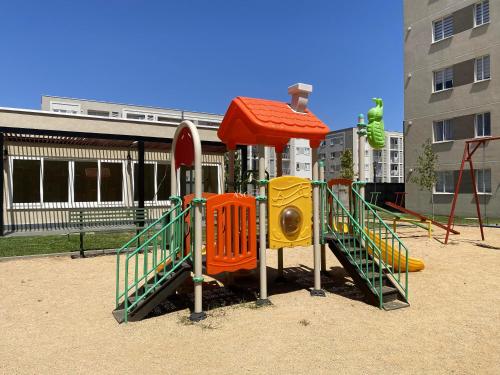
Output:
[251, 139, 312, 179]
[404, 0, 498, 216]
[318, 127, 404, 183]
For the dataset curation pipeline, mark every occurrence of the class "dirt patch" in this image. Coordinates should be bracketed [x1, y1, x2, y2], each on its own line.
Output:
[0, 226, 499, 374]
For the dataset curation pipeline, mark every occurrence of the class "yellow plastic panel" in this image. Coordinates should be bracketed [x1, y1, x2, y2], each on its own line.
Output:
[268, 176, 312, 249]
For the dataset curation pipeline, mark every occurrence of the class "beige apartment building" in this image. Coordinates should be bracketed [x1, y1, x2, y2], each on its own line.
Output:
[404, 0, 499, 218]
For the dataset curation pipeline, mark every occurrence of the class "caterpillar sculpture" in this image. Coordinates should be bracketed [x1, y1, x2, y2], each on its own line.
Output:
[366, 98, 385, 149]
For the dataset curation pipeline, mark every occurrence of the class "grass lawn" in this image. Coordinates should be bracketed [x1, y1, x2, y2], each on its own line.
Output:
[0, 231, 135, 258]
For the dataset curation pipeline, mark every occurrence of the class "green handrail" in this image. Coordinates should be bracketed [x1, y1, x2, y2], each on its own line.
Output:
[351, 182, 409, 301]
[115, 196, 192, 322]
[321, 183, 386, 307]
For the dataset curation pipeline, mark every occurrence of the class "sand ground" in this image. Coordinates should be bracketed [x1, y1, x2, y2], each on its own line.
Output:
[0, 225, 499, 375]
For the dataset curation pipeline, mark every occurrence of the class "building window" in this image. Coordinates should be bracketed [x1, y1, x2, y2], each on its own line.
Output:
[74, 161, 98, 202]
[435, 171, 455, 193]
[87, 110, 110, 117]
[202, 165, 219, 193]
[158, 116, 180, 123]
[134, 163, 155, 201]
[330, 152, 334, 159]
[43, 160, 69, 203]
[100, 162, 123, 202]
[434, 119, 453, 142]
[476, 169, 491, 194]
[475, 113, 491, 137]
[475, 55, 491, 82]
[126, 112, 146, 120]
[305, 163, 310, 171]
[434, 67, 453, 92]
[12, 159, 41, 203]
[475, 0, 490, 27]
[50, 102, 80, 114]
[433, 15, 453, 42]
[156, 164, 171, 200]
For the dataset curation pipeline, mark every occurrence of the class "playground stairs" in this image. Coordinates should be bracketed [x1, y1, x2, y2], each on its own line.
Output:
[113, 261, 191, 323]
[115, 198, 193, 323]
[324, 234, 409, 310]
[321, 183, 410, 310]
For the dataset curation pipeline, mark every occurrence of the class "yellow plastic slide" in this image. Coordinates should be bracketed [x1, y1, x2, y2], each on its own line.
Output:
[366, 229, 425, 272]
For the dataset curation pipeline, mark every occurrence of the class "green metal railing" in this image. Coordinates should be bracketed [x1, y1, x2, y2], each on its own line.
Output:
[351, 182, 409, 301]
[321, 183, 386, 307]
[115, 196, 192, 322]
[320, 182, 409, 307]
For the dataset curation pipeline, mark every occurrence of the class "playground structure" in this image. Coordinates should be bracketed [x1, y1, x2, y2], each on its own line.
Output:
[113, 87, 420, 323]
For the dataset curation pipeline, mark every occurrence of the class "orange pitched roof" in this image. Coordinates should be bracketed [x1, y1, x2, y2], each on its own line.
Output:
[217, 96, 329, 150]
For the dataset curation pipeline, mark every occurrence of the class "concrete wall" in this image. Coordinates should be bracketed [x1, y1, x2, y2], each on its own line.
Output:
[404, 0, 500, 217]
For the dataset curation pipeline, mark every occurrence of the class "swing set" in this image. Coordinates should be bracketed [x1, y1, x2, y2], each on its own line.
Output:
[444, 136, 500, 244]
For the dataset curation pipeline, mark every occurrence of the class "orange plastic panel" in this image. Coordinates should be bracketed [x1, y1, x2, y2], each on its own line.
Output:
[205, 193, 257, 275]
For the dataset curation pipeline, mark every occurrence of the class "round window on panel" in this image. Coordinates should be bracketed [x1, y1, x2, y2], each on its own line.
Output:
[280, 206, 303, 237]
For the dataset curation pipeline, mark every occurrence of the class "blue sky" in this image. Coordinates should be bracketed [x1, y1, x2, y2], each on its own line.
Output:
[0, 0, 403, 131]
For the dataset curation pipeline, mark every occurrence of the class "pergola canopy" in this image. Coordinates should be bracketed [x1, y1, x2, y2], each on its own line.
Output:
[217, 97, 329, 151]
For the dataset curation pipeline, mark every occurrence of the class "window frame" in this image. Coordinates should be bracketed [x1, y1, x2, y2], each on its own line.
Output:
[474, 55, 491, 82]
[433, 119, 453, 143]
[475, 169, 492, 194]
[433, 67, 454, 93]
[49, 101, 81, 114]
[132, 161, 222, 203]
[432, 14, 454, 43]
[434, 171, 455, 194]
[474, 0, 490, 28]
[475, 112, 491, 138]
[9, 157, 127, 209]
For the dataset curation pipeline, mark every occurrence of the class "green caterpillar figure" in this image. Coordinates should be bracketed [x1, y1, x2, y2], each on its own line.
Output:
[366, 98, 385, 149]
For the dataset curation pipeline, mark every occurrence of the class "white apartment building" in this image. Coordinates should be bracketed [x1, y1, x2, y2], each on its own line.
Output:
[318, 127, 404, 183]
[247, 139, 312, 180]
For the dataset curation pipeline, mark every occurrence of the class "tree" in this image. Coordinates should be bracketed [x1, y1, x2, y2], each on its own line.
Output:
[410, 139, 439, 218]
[340, 149, 355, 179]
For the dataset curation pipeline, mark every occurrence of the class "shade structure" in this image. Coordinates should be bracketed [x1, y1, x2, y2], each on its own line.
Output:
[217, 97, 329, 151]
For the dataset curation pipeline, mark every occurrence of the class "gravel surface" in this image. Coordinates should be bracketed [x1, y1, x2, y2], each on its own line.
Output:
[0, 226, 499, 374]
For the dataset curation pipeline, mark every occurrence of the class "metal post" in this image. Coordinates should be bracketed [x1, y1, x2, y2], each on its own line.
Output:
[256, 144, 270, 305]
[311, 147, 325, 296]
[467, 155, 485, 240]
[276, 149, 285, 281]
[171, 121, 206, 321]
[445, 146, 468, 244]
[240, 146, 248, 194]
[228, 149, 235, 193]
[357, 114, 366, 198]
[319, 160, 327, 273]
[138, 141, 145, 229]
[0, 133, 4, 237]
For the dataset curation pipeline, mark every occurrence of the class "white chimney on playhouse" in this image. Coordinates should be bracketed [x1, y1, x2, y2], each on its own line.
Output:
[288, 83, 313, 113]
